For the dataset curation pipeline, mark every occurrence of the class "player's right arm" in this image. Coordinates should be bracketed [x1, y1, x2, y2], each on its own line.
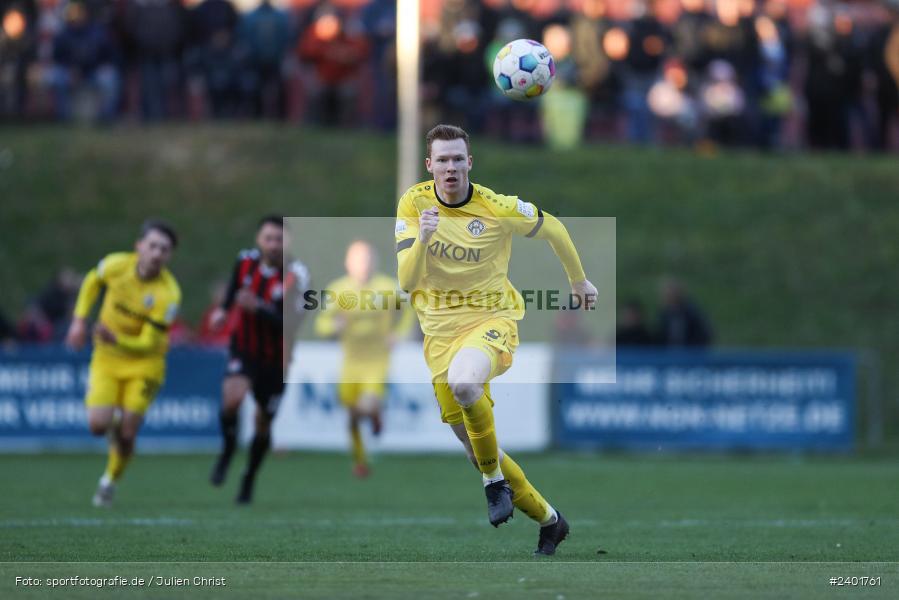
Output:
[66, 257, 108, 350]
[210, 253, 243, 331]
[313, 278, 346, 338]
[396, 192, 436, 293]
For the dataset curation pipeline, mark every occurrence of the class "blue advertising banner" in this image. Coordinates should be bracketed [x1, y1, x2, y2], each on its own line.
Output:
[0, 346, 226, 451]
[553, 350, 855, 451]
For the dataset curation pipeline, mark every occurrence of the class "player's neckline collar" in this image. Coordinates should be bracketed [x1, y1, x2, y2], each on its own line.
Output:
[434, 183, 473, 209]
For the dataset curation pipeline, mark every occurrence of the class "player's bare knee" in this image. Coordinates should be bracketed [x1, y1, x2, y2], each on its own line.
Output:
[222, 378, 248, 408]
[255, 412, 272, 436]
[450, 381, 482, 408]
[88, 420, 108, 436]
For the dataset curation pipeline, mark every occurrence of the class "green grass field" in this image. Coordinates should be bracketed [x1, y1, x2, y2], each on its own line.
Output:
[1, 452, 897, 598]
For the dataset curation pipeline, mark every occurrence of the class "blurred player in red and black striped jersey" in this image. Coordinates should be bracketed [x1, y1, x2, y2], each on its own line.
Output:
[208, 215, 310, 504]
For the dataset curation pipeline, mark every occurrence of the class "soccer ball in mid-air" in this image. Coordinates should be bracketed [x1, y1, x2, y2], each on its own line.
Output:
[492, 39, 555, 101]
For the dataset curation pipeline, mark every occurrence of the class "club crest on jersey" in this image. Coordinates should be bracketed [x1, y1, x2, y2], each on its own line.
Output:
[516, 199, 535, 218]
[143, 294, 155, 309]
[467, 218, 486, 237]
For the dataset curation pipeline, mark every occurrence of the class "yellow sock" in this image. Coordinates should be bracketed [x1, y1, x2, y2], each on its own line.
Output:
[103, 447, 131, 482]
[350, 423, 366, 466]
[501, 452, 554, 524]
[461, 390, 501, 479]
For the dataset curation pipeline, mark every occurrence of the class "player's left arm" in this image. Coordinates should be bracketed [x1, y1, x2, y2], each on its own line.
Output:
[67, 256, 110, 350]
[508, 198, 597, 309]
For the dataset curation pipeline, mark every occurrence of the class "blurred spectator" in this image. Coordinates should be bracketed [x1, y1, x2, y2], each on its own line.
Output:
[190, 0, 238, 48]
[437, 18, 491, 131]
[483, 15, 540, 141]
[616, 299, 655, 347]
[298, 3, 369, 126]
[647, 58, 700, 142]
[123, 0, 187, 120]
[541, 22, 591, 149]
[570, 1, 621, 138]
[0, 0, 37, 119]
[186, 0, 239, 118]
[621, 0, 671, 143]
[701, 59, 745, 145]
[673, 0, 714, 76]
[803, 3, 856, 150]
[869, 0, 899, 150]
[51, 0, 119, 121]
[13, 268, 80, 343]
[361, 0, 396, 129]
[553, 309, 593, 347]
[755, 12, 792, 149]
[16, 303, 52, 342]
[0, 304, 16, 347]
[238, 0, 292, 118]
[34, 267, 81, 339]
[656, 278, 713, 347]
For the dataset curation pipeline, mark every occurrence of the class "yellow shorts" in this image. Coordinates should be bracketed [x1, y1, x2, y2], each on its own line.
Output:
[338, 381, 387, 408]
[424, 317, 518, 425]
[84, 357, 163, 416]
[338, 361, 388, 408]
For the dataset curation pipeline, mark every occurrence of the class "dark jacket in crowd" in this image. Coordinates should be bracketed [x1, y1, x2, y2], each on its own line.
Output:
[657, 300, 713, 347]
[124, 0, 187, 59]
[53, 18, 118, 75]
[616, 324, 656, 347]
[190, 0, 238, 47]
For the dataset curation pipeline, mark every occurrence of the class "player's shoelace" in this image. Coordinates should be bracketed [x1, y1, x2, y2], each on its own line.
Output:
[485, 480, 512, 507]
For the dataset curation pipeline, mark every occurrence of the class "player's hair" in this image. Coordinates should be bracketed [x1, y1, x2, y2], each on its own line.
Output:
[426, 124, 470, 157]
[258, 214, 284, 230]
[139, 219, 178, 248]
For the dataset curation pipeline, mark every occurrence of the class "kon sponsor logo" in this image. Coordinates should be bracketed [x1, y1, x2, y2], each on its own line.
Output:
[427, 240, 481, 263]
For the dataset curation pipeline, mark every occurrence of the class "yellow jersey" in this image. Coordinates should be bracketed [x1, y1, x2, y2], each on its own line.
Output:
[396, 181, 560, 337]
[73, 252, 181, 373]
[315, 272, 413, 364]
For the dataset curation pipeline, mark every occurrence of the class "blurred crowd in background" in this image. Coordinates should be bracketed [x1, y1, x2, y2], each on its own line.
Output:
[0, 0, 897, 151]
[0, 267, 713, 351]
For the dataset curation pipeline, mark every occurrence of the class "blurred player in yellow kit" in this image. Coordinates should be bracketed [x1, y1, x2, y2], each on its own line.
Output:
[396, 125, 597, 555]
[315, 241, 414, 477]
[65, 220, 181, 507]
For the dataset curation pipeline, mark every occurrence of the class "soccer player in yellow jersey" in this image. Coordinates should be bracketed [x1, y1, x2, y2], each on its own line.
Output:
[395, 125, 597, 556]
[65, 220, 182, 508]
[315, 241, 414, 478]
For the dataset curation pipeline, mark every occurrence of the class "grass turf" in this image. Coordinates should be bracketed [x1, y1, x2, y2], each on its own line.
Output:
[1, 452, 897, 598]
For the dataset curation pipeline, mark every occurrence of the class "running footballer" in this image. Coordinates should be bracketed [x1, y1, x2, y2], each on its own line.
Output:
[395, 125, 597, 556]
[65, 220, 182, 508]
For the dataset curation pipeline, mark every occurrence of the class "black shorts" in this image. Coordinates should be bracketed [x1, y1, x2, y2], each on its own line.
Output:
[225, 354, 285, 418]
